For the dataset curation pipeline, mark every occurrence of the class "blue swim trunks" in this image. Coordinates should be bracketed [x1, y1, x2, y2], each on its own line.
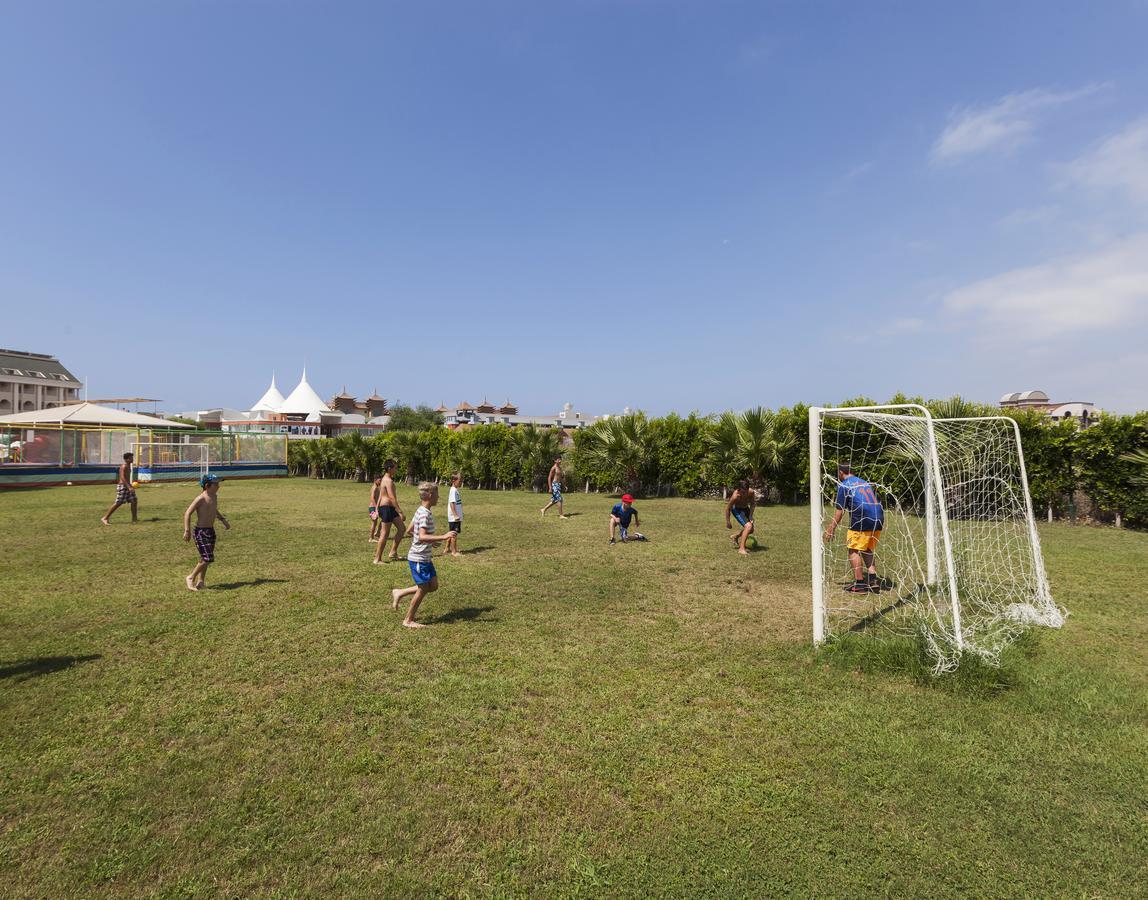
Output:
[409, 560, 437, 585]
[732, 507, 753, 527]
[551, 482, 562, 503]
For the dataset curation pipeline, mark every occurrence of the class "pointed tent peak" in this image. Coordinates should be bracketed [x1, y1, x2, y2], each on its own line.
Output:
[281, 371, 334, 416]
[367, 387, 386, 401]
[251, 374, 286, 413]
[333, 385, 355, 400]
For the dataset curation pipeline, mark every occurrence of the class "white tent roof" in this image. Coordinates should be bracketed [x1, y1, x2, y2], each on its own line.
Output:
[251, 374, 285, 413]
[0, 402, 194, 428]
[281, 368, 339, 417]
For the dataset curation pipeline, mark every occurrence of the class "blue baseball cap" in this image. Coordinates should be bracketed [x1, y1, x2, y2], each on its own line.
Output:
[200, 473, 220, 488]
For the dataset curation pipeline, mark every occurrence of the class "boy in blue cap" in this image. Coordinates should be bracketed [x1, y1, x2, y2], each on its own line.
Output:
[609, 494, 648, 544]
[183, 474, 230, 591]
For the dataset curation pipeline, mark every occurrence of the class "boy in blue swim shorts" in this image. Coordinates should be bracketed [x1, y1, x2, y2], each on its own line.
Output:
[390, 481, 454, 628]
[540, 457, 569, 518]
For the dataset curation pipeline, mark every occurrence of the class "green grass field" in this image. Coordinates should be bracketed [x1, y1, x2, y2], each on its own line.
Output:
[2, 478, 1145, 897]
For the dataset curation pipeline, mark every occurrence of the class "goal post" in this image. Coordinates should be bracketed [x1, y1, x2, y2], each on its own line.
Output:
[131, 441, 210, 483]
[810, 404, 1063, 671]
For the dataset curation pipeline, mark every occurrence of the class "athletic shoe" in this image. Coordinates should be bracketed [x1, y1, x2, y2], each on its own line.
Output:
[608, 539, 616, 545]
[843, 581, 874, 594]
[869, 575, 895, 590]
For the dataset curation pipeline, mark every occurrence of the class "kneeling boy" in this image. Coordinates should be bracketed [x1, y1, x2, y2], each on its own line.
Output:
[609, 494, 647, 543]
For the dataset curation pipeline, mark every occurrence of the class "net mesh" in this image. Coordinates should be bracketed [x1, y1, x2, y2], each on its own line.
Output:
[132, 442, 209, 483]
[815, 408, 1064, 672]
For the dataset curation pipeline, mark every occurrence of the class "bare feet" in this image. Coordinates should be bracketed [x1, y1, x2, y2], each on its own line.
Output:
[100, 517, 109, 526]
[452, 551, 461, 557]
[559, 514, 569, 520]
[540, 508, 546, 517]
[402, 620, 426, 628]
[373, 559, 384, 565]
[391, 589, 402, 610]
[185, 575, 199, 591]
[737, 548, 749, 556]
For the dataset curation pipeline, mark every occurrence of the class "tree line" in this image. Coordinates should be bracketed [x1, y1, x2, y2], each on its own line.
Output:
[286, 395, 1148, 528]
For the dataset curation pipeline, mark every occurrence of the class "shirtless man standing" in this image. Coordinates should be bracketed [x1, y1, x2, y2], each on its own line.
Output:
[540, 457, 568, 518]
[725, 480, 757, 555]
[373, 459, 408, 563]
[101, 452, 138, 525]
[183, 474, 230, 591]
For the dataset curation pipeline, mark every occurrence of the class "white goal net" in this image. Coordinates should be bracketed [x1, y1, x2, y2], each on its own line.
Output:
[131, 441, 210, 483]
[810, 405, 1064, 672]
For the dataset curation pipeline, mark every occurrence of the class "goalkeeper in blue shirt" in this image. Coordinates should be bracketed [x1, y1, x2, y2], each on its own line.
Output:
[608, 494, 648, 544]
[824, 462, 893, 593]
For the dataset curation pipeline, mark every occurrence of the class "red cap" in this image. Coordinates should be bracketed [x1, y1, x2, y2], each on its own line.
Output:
[621, 494, 633, 503]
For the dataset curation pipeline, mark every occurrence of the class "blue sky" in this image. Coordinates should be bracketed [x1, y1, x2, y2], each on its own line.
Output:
[3, 1, 1147, 415]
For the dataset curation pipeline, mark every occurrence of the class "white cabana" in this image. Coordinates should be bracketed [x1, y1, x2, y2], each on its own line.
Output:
[281, 369, 340, 418]
[0, 402, 194, 428]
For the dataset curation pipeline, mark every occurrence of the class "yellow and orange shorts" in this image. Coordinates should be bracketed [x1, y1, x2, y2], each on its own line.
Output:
[846, 529, 881, 552]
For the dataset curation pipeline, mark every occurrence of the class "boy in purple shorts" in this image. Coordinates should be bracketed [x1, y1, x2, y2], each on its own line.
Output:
[182, 474, 230, 591]
[390, 481, 454, 628]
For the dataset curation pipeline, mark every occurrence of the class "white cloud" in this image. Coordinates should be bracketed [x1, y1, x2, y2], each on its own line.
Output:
[1058, 116, 1148, 205]
[943, 233, 1148, 340]
[884, 316, 926, 334]
[995, 205, 1060, 230]
[931, 85, 1102, 165]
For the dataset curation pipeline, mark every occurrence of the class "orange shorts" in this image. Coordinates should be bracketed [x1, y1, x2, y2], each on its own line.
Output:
[846, 529, 881, 552]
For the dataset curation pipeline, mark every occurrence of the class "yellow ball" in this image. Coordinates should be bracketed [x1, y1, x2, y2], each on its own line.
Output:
[131, 481, 140, 488]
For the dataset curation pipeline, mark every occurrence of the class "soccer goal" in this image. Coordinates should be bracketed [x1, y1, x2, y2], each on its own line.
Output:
[809, 405, 1064, 672]
[131, 441, 210, 484]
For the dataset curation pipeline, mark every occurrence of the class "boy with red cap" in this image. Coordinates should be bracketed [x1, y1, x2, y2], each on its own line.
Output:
[609, 494, 648, 544]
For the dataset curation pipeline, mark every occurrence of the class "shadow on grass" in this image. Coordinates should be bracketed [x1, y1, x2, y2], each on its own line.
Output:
[210, 578, 289, 590]
[0, 654, 102, 683]
[459, 545, 494, 555]
[427, 605, 497, 625]
[817, 630, 1043, 696]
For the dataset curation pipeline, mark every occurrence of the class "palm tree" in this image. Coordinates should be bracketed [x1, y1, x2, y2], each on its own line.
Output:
[1122, 449, 1148, 486]
[389, 431, 424, 484]
[706, 408, 794, 492]
[509, 425, 564, 490]
[580, 415, 656, 494]
[451, 440, 478, 487]
[333, 431, 371, 482]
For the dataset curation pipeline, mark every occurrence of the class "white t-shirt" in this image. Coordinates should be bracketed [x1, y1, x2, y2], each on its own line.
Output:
[447, 486, 462, 522]
[408, 506, 434, 562]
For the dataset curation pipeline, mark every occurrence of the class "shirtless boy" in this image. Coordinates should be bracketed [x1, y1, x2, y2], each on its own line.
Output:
[725, 480, 756, 555]
[101, 452, 138, 524]
[540, 457, 568, 518]
[372, 459, 408, 563]
[368, 476, 383, 541]
[182, 473, 230, 591]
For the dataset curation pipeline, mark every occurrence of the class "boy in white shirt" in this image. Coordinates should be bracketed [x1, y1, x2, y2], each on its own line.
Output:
[444, 472, 462, 557]
[390, 481, 454, 628]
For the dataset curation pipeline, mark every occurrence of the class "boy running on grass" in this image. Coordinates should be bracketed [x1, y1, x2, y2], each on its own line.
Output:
[101, 452, 137, 525]
[540, 457, 568, 518]
[368, 475, 383, 542]
[183, 474, 229, 591]
[390, 481, 454, 628]
[609, 494, 648, 543]
[725, 480, 756, 555]
[444, 472, 462, 557]
[824, 461, 891, 594]
[373, 459, 408, 564]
